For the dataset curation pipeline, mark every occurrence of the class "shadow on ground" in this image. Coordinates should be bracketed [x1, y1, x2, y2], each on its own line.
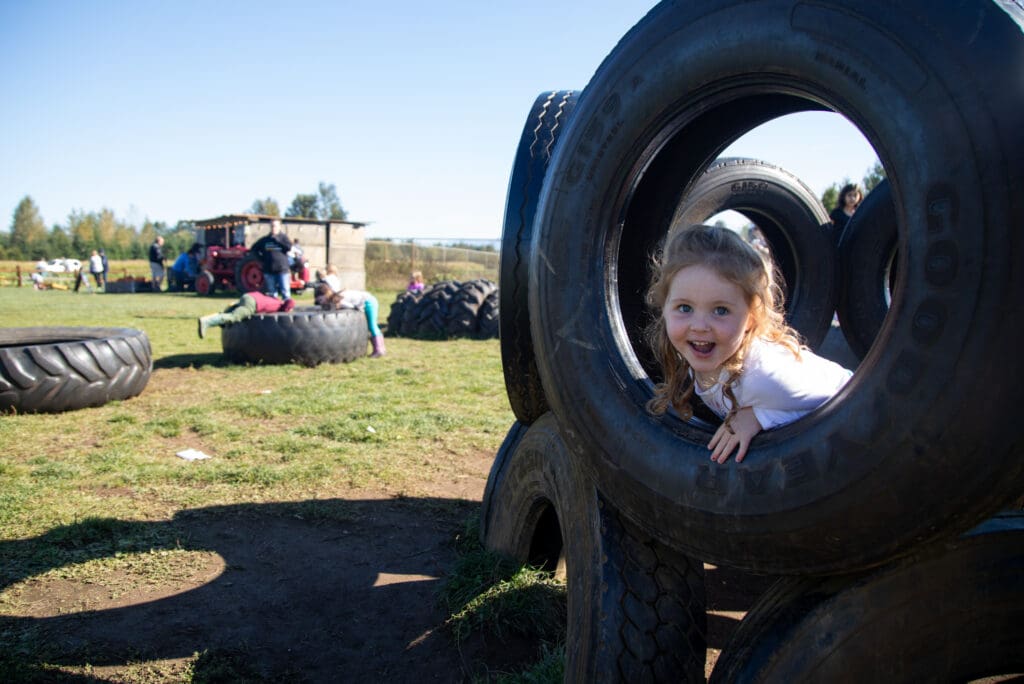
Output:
[0, 497, 502, 683]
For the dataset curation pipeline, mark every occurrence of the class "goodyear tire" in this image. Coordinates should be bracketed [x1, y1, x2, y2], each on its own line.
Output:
[221, 308, 368, 366]
[0, 327, 152, 413]
[530, 0, 1024, 574]
[710, 512, 1024, 682]
[836, 178, 898, 360]
[670, 157, 836, 350]
[482, 414, 706, 682]
[500, 90, 578, 425]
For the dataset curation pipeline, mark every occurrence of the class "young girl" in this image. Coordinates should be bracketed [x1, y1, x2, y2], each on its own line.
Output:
[317, 264, 386, 358]
[646, 224, 852, 464]
[407, 270, 425, 293]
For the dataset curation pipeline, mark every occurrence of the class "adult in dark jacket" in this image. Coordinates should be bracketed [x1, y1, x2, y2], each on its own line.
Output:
[148, 236, 166, 291]
[250, 222, 293, 299]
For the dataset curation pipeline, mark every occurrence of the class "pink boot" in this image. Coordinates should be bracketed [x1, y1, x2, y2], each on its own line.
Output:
[370, 334, 386, 358]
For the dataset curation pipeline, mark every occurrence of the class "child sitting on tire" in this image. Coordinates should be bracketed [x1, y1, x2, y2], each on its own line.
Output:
[197, 291, 295, 339]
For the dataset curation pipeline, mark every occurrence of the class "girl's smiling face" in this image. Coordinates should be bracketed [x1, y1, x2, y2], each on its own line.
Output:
[665, 264, 753, 378]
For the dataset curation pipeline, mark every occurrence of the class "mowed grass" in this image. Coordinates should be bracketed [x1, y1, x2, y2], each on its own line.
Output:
[0, 285, 513, 556]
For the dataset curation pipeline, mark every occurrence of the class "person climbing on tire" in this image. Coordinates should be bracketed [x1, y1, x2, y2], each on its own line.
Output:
[250, 220, 293, 300]
[197, 291, 295, 339]
[645, 224, 852, 463]
[316, 264, 386, 357]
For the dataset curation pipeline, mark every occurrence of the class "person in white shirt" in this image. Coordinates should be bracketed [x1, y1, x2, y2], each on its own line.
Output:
[317, 264, 386, 358]
[645, 224, 852, 463]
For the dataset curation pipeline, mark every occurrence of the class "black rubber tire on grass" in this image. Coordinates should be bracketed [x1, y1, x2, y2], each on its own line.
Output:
[670, 157, 836, 350]
[221, 308, 368, 367]
[386, 291, 422, 337]
[409, 281, 461, 339]
[710, 512, 1024, 682]
[500, 90, 579, 425]
[836, 178, 898, 360]
[477, 291, 500, 340]
[0, 327, 152, 413]
[529, 0, 1024, 574]
[446, 279, 497, 337]
[481, 414, 706, 682]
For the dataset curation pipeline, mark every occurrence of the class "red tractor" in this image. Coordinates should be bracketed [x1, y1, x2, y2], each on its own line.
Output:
[194, 223, 310, 296]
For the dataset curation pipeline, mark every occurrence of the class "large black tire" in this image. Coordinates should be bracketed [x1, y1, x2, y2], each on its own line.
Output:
[446, 279, 497, 337]
[530, 1, 1024, 574]
[385, 291, 421, 337]
[836, 178, 897, 360]
[409, 281, 461, 339]
[482, 414, 706, 682]
[0, 327, 152, 413]
[221, 308, 368, 366]
[710, 512, 1024, 682]
[670, 157, 836, 350]
[476, 291, 500, 340]
[500, 90, 579, 425]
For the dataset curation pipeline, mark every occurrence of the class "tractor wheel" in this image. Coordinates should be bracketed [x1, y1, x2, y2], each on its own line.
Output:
[195, 271, 215, 296]
[710, 512, 1024, 683]
[500, 90, 579, 425]
[221, 308, 368, 367]
[0, 327, 152, 413]
[235, 256, 264, 294]
[529, 0, 1024, 574]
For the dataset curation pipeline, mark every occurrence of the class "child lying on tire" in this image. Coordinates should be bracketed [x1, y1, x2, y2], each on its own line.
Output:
[315, 264, 385, 358]
[197, 291, 295, 339]
[645, 224, 852, 463]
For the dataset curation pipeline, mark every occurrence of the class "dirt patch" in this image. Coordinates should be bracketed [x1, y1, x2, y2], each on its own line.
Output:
[1, 474, 769, 681]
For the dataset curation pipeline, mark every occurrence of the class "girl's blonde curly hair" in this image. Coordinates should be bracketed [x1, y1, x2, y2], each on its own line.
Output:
[644, 224, 803, 420]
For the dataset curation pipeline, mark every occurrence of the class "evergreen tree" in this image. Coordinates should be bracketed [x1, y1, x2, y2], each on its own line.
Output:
[9, 196, 48, 259]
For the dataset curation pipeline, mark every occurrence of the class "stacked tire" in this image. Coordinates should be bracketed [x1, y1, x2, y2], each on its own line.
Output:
[482, 2, 1024, 681]
[385, 279, 499, 340]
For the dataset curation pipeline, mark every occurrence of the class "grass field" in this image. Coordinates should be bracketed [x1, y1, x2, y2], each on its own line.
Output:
[0, 286, 565, 682]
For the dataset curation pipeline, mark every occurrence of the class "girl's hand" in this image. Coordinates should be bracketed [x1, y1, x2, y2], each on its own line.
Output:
[708, 407, 763, 464]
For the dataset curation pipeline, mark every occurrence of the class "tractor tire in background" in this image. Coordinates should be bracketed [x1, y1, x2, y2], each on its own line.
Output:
[836, 178, 898, 360]
[409, 281, 461, 339]
[446, 279, 497, 338]
[386, 291, 422, 337]
[670, 157, 836, 350]
[529, 0, 1024, 574]
[481, 413, 706, 682]
[221, 308, 368, 366]
[710, 512, 1024, 682]
[476, 291, 500, 340]
[0, 327, 152, 413]
[235, 255, 264, 294]
[500, 90, 579, 425]
[195, 271, 215, 295]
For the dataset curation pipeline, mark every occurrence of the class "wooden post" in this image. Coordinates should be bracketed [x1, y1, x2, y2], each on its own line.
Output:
[16, 264, 22, 287]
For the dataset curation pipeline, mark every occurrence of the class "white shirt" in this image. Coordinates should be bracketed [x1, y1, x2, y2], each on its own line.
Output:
[324, 274, 369, 309]
[694, 337, 853, 430]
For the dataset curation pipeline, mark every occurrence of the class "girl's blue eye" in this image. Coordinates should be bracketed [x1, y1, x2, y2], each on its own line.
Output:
[677, 304, 692, 313]
[713, 306, 730, 316]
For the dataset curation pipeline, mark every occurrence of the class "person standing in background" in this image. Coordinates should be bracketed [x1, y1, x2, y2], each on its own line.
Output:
[829, 183, 862, 233]
[250, 221, 293, 300]
[149, 236, 166, 292]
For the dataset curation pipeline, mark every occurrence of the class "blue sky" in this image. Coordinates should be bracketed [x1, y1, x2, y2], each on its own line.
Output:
[1, 1, 877, 241]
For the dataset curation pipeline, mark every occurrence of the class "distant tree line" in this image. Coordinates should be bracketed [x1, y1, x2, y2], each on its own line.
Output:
[0, 181, 347, 262]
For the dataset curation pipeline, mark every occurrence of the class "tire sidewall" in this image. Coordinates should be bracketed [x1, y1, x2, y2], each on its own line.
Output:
[530, 0, 1024, 572]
